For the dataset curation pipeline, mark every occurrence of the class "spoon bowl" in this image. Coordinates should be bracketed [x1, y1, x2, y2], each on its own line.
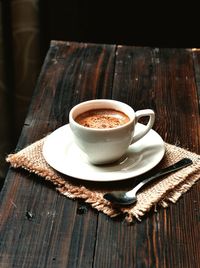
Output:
[104, 191, 138, 205]
[103, 158, 193, 206]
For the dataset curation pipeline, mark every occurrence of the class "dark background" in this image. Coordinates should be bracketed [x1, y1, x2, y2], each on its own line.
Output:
[39, 1, 200, 54]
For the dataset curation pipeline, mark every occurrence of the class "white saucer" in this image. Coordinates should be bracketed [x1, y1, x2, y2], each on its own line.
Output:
[42, 124, 165, 182]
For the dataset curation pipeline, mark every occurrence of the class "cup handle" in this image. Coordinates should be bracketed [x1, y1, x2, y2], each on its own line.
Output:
[131, 109, 155, 144]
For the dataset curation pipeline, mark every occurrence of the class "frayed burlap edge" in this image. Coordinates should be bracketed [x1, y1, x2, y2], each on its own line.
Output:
[6, 138, 200, 223]
[6, 139, 122, 219]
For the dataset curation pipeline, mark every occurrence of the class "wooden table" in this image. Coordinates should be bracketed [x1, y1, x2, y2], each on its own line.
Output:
[0, 41, 200, 268]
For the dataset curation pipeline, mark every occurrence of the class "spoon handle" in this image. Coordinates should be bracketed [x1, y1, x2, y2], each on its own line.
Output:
[129, 158, 193, 194]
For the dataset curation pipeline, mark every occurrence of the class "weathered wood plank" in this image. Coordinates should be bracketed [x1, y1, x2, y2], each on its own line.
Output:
[192, 49, 200, 114]
[111, 46, 200, 152]
[24, 41, 116, 142]
[0, 42, 199, 268]
[0, 41, 116, 268]
[94, 46, 200, 268]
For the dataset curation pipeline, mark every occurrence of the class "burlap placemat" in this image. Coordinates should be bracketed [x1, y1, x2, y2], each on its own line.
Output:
[6, 138, 200, 222]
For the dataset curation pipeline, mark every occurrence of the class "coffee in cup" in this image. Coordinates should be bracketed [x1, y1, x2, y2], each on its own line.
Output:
[75, 108, 130, 129]
[69, 99, 155, 165]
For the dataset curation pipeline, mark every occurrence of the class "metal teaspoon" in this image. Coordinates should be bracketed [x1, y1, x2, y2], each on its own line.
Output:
[103, 158, 193, 206]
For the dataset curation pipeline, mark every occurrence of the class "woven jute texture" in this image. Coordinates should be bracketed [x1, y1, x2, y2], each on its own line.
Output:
[6, 138, 200, 222]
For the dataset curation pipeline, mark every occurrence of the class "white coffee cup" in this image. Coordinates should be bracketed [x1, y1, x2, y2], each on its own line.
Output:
[69, 99, 155, 165]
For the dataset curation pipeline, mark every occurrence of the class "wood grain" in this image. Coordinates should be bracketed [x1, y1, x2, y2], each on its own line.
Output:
[0, 41, 199, 268]
[94, 45, 200, 268]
